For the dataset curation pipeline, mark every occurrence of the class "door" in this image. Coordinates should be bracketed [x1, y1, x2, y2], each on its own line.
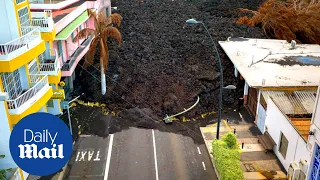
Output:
[247, 87, 258, 117]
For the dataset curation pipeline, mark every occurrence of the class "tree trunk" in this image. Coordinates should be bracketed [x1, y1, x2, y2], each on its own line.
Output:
[100, 57, 107, 95]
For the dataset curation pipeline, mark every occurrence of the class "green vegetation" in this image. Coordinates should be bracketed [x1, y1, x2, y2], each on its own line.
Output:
[0, 155, 5, 180]
[212, 132, 244, 180]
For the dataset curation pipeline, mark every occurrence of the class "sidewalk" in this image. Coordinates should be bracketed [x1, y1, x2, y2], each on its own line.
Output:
[200, 108, 287, 180]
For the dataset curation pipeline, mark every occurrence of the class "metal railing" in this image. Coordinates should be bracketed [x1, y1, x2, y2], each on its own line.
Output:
[39, 49, 60, 74]
[0, 26, 41, 59]
[7, 74, 49, 110]
[31, 18, 54, 32]
[31, 10, 54, 32]
[62, 36, 93, 71]
[29, 0, 65, 4]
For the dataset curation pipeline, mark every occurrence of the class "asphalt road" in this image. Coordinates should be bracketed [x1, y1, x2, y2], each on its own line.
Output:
[66, 128, 217, 180]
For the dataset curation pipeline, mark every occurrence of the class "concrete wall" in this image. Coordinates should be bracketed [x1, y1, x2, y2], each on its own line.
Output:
[47, 99, 62, 115]
[0, 0, 19, 44]
[265, 98, 312, 171]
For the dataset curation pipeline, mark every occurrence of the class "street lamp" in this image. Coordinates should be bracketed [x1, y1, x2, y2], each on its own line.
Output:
[186, 18, 235, 139]
[63, 93, 84, 135]
[223, 85, 237, 90]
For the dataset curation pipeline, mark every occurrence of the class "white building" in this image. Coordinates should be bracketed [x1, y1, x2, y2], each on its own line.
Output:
[219, 38, 320, 178]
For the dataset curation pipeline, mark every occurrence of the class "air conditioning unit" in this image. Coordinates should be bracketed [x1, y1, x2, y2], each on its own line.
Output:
[288, 163, 301, 180]
[298, 170, 306, 180]
[299, 160, 308, 174]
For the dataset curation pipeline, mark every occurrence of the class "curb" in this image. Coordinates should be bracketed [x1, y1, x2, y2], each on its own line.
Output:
[57, 139, 77, 180]
[200, 127, 220, 180]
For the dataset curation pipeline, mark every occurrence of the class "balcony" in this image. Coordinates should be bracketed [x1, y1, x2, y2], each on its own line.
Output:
[29, 0, 79, 10]
[7, 74, 51, 115]
[61, 36, 93, 76]
[0, 27, 42, 60]
[39, 49, 60, 75]
[31, 10, 55, 32]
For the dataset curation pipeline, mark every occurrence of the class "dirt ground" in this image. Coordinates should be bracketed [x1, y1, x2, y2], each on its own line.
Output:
[70, 0, 266, 137]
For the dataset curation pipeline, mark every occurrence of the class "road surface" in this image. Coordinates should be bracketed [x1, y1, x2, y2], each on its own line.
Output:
[66, 128, 217, 180]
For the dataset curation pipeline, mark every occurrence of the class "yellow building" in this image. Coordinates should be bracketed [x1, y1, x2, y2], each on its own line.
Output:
[0, 0, 64, 179]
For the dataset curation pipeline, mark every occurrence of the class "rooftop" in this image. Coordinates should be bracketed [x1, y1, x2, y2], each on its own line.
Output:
[52, 0, 85, 22]
[219, 38, 320, 88]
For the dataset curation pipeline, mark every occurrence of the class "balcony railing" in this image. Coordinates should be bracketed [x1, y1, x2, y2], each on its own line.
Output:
[39, 49, 60, 75]
[62, 36, 93, 71]
[0, 26, 41, 60]
[31, 10, 54, 32]
[7, 74, 49, 110]
[29, 0, 66, 4]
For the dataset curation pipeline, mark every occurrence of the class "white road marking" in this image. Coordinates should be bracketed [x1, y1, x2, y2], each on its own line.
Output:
[152, 129, 159, 180]
[104, 134, 114, 180]
[202, 162, 206, 170]
[197, 147, 201, 154]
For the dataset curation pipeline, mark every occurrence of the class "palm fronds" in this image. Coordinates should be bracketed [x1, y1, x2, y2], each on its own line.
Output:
[73, 28, 95, 43]
[102, 26, 122, 45]
[236, 0, 320, 44]
[85, 36, 100, 68]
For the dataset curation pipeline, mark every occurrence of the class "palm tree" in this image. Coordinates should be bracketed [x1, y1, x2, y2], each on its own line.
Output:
[73, 10, 122, 95]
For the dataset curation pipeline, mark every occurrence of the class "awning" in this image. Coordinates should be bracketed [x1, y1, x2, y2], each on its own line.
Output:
[261, 90, 316, 115]
[55, 10, 89, 40]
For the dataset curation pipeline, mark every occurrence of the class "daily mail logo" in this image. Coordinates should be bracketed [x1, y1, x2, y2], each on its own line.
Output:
[18, 129, 64, 159]
[10, 113, 72, 176]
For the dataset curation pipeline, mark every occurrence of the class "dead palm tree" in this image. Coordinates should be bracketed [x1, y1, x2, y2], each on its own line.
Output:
[73, 10, 122, 95]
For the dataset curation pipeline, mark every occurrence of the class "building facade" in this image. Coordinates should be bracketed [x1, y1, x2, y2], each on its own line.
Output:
[29, 0, 111, 98]
[0, 0, 110, 179]
[219, 38, 320, 178]
[0, 0, 63, 179]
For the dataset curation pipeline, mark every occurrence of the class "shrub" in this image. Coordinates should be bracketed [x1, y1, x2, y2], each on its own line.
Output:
[236, 0, 320, 44]
[0, 169, 5, 180]
[212, 132, 244, 180]
[222, 132, 238, 149]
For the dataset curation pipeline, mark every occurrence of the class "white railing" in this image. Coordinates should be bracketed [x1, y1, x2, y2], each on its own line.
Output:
[7, 74, 48, 110]
[32, 18, 54, 32]
[39, 49, 60, 75]
[29, 0, 65, 4]
[0, 26, 41, 59]
[31, 10, 54, 32]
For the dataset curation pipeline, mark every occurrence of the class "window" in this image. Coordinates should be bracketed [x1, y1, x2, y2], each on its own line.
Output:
[16, 0, 26, 4]
[47, 100, 54, 107]
[279, 132, 288, 159]
[18, 7, 31, 35]
[57, 41, 63, 56]
[28, 59, 38, 74]
[1, 70, 22, 99]
[50, 84, 56, 90]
